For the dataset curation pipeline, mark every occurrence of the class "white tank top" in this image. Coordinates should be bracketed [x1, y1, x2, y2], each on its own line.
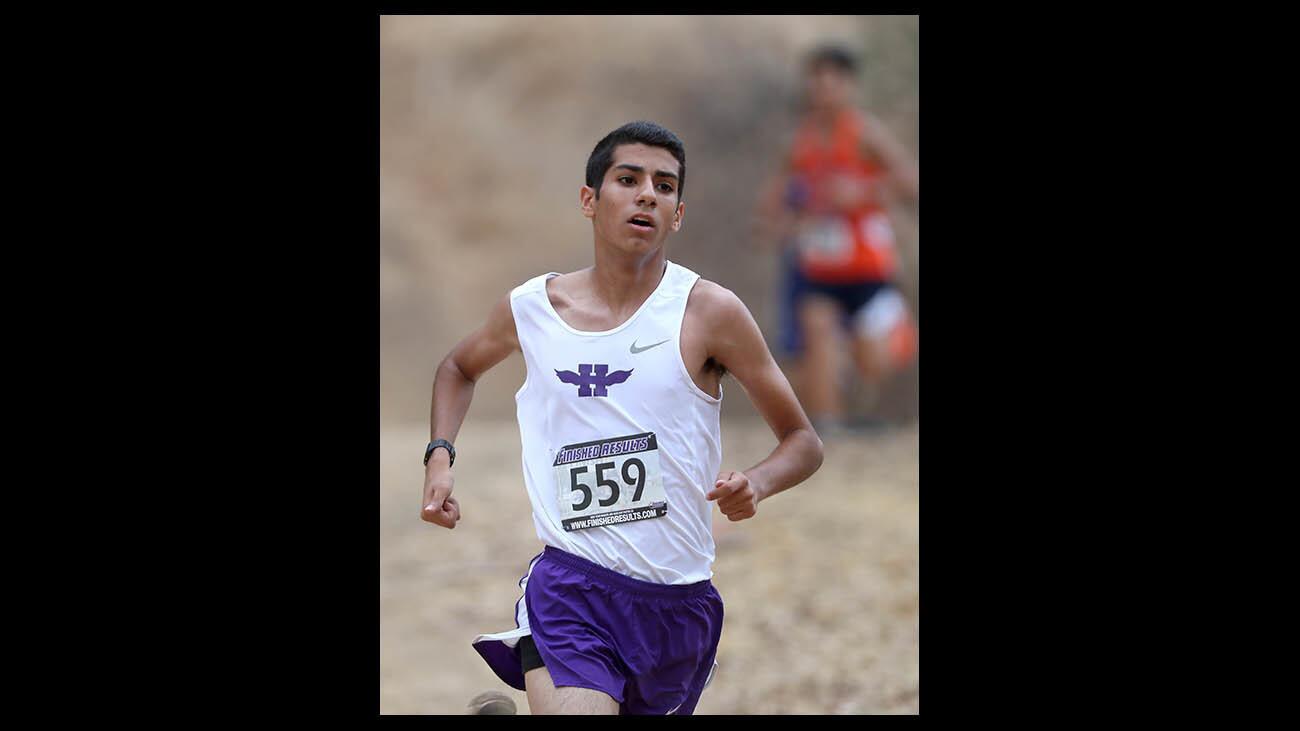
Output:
[508, 260, 723, 584]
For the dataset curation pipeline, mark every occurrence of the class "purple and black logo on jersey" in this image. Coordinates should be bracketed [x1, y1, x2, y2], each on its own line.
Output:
[555, 363, 633, 397]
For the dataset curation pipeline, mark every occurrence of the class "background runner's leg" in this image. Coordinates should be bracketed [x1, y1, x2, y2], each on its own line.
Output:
[797, 294, 846, 426]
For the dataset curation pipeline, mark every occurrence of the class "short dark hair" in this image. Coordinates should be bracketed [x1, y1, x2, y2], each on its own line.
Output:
[806, 44, 859, 75]
[585, 121, 687, 200]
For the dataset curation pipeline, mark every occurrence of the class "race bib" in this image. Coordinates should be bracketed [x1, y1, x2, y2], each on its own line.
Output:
[552, 432, 668, 532]
[859, 212, 896, 254]
[795, 216, 854, 267]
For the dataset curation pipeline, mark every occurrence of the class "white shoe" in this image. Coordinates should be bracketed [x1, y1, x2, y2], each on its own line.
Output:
[466, 690, 517, 715]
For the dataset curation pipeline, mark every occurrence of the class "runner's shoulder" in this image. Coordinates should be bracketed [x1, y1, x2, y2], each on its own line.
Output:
[541, 268, 590, 310]
[485, 291, 518, 337]
[848, 106, 877, 129]
[687, 278, 751, 326]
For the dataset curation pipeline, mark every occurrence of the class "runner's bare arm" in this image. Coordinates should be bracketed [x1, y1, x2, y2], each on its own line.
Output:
[860, 112, 919, 203]
[430, 294, 520, 442]
[694, 282, 824, 521]
[421, 294, 520, 528]
[751, 138, 799, 248]
[753, 171, 790, 247]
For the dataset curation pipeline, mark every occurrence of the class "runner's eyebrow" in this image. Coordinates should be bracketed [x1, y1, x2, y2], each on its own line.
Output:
[613, 164, 679, 182]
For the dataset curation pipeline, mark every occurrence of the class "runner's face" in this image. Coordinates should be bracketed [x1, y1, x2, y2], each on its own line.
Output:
[808, 66, 853, 112]
[581, 143, 685, 254]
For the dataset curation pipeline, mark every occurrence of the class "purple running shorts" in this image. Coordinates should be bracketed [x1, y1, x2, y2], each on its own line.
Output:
[472, 546, 723, 715]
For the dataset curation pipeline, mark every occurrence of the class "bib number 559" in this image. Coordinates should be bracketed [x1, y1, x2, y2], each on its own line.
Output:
[568, 458, 646, 511]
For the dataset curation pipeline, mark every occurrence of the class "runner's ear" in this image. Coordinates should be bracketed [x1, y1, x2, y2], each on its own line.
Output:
[671, 201, 685, 232]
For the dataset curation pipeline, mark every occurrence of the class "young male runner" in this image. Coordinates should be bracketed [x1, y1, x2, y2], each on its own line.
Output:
[421, 121, 824, 715]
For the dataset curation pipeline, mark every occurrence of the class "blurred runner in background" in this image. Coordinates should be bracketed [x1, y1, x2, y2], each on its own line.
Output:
[756, 44, 919, 433]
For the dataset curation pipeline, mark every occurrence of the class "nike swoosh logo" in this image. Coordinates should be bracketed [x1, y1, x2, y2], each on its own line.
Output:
[630, 338, 671, 354]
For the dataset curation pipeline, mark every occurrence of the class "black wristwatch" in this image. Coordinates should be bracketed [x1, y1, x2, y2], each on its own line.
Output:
[424, 439, 456, 467]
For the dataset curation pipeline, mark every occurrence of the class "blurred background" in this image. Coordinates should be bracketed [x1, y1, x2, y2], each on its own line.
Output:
[381, 15, 918, 714]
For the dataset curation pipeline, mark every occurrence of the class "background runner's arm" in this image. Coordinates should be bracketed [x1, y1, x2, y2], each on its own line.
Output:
[753, 172, 789, 246]
[751, 141, 798, 248]
[860, 112, 919, 204]
[703, 284, 824, 503]
[430, 294, 520, 444]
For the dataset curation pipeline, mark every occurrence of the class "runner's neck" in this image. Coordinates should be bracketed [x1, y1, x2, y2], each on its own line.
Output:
[588, 249, 669, 315]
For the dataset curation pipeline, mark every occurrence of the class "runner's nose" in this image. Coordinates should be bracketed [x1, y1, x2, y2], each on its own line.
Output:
[635, 183, 657, 208]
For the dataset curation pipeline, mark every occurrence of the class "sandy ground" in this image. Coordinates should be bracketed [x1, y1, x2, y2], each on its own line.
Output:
[380, 418, 918, 715]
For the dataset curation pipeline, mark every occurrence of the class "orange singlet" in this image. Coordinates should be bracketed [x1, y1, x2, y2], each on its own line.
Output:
[787, 109, 898, 284]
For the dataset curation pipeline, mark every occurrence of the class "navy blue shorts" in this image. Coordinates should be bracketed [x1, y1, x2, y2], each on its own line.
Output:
[474, 547, 724, 715]
[803, 278, 891, 319]
[779, 247, 807, 355]
[778, 248, 899, 354]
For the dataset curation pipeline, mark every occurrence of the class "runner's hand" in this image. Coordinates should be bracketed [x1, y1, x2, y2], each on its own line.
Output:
[421, 458, 461, 529]
[707, 470, 758, 522]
